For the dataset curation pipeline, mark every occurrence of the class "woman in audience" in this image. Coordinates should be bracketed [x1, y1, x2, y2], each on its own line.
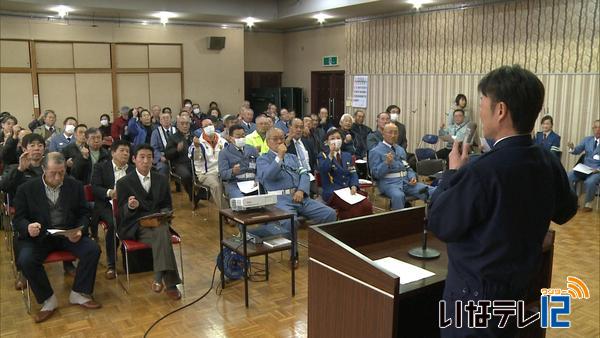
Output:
[0, 115, 18, 145]
[534, 115, 561, 156]
[437, 109, 468, 160]
[338, 113, 357, 156]
[317, 128, 373, 219]
[98, 114, 113, 149]
[209, 107, 224, 132]
[445, 93, 470, 127]
[208, 101, 219, 110]
[127, 109, 155, 147]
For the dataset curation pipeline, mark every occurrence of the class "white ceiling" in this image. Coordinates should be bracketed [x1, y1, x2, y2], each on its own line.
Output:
[0, 0, 472, 31]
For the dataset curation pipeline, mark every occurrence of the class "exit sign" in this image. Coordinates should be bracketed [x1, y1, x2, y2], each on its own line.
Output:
[323, 55, 338, 67]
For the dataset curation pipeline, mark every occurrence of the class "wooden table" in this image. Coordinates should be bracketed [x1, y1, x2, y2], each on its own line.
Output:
[219, 206, 296, 307]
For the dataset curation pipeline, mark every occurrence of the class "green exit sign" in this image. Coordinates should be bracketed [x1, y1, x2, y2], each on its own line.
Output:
[323, 55, 338, 67]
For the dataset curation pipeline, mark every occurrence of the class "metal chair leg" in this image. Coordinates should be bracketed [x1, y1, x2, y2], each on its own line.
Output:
[178, 241, 185, 299]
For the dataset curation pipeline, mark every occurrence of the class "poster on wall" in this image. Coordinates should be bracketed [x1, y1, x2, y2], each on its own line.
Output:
[352, 75, 368, 108]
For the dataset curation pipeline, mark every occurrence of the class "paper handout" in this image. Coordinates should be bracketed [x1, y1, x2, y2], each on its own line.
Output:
[573, 163, 596, 175]
[237, 181, 259, 194]
[48, 226, 84, 237]
[333, 187, 366, 205]
[374, 257, 435, 285]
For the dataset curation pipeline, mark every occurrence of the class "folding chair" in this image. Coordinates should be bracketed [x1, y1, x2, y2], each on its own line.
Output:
[415, 134, 439, 162]
[83, 184, 115, 270]
[189, 152, 211, 220]
[416, 159, 445, 182]
[24, 251, 77, 313]
[113, 199, 185, 297]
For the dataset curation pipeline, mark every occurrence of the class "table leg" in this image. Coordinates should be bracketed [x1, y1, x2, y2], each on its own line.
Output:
[265, 253, 269, 281]
[219, 214, 225, 289]
[243, 223, 249, 307]
[291, 215, 296, 297]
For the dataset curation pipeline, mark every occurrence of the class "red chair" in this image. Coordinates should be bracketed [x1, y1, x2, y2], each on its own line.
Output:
[112, 199, 185, 296]
[24, 251, 77, 313]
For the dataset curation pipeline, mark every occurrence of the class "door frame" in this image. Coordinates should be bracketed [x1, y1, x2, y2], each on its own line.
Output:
[310, 70, 345, 117]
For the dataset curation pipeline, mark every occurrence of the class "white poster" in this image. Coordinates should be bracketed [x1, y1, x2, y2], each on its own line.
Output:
[352, 75, 368, 108]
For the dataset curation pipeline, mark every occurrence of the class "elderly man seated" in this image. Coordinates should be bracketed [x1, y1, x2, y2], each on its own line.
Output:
[369, 123, 435, 210]
[257, 128, 336, 265]
[14, 152, 101, 323]
[218, 125, 260, 198]
[567, 119, 600, 212]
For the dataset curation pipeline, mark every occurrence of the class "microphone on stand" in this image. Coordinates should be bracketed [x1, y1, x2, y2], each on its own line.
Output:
[408, 187, 441, 259]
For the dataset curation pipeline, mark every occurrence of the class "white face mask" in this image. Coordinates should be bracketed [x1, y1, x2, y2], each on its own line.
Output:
[65, 124, 75, 134]
[193, 108, 200, 114]
[329, 139, 342, 150]
[203, 125, 215, 136]
[234, 137, 246, 148]
[100, 119, 109, 126]
[390, 113, 398, 121]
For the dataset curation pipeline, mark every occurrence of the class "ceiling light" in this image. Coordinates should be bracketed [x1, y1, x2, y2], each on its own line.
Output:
[243, 17, 257, 28]
[153, 11, 176, 25]
[51, 5, 72, 18]
[407, 0, 432, 10]
[221, 25, 228, 29]
[314, 13, 331, 24]
[141, 21, 148, 25]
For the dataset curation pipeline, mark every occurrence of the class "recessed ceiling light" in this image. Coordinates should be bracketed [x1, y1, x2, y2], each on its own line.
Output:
[243, 17, 258, 28]
[153, 11, 176, 25]
[407, 0, 432, 10]
[313, 13, 331, 24]
[50, 5, 72, 18]
[141, 21, 148, 25]
[221, 25, 228, 29]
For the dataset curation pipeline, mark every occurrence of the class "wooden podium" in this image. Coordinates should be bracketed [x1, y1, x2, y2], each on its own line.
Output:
[308, 206, 554, 338]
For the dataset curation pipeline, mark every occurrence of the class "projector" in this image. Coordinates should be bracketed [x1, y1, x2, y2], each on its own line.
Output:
[230, 194, 277, 211]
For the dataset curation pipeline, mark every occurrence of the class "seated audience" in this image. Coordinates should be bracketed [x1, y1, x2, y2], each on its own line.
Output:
[246, 115, 271, 154]
[534, 115, 561, 155]
[317, 107, 334, 132]
[567, 119, 600, 212]
[218, 125, 260, 198]
[165, 115, 195, 201]
[32, 110, 60, 141]
[1, 115, 18, 145]
[128, 109, 156, 147]
[286, 118, 317, 175]
[151, 110, 177, 176]
[48, 116, 78, 152]
[116, 144, 182, 300]
[239, 108, 256, 135]
[14, 152, 101, 323]
[189, 119, 227, 208]
[257, 128, 336, 262]
[369, 123, 434, 210]
[91, 140, 133, 279]
[385, 105, 408, 149]
[351, 110, 372, 158]
[63, 127, 110, 185]
[445, 93, 470, 127]
[208, 107, 224, 132]
[98, 114, 113, 149]
[111, 106, 130, 141]
[367, 111, 391, 150]
[437, 109, 468, 160]
[274, 108, 292, 134]
[220, 114, 239, 139]
[318, 129, 373, 219]
[150, 105, 162, 126]
[306, 114, 326, 154]
[267, 103, 279, 123]
[338, 114, 358, 156]
[1, 128, 30, 169]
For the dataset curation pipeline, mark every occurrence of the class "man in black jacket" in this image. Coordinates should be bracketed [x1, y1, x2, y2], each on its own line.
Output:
[428, 65, 578, 337]
[165, 115, 194, 201]
[350, 110, 372, 158]
[63, 127, 110, 185]
[90, 139, 132, 279]
[14, 152, 101, 323]
[117, 144, 181, 300]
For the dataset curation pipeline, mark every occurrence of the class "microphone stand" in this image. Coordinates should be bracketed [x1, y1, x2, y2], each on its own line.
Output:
[408, 190, 440, 259]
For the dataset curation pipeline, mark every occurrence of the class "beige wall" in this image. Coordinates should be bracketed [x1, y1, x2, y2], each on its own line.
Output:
[244, 32, 284, 72]
[0, 16, 245, 118]
[282, 25, 345, 115]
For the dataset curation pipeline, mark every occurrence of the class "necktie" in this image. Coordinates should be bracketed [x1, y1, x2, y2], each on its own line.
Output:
[595, 139, 598, 150]
[543, 134, 547, 141]
[166, 129, 170, 137]
[67, 137, 71, 143]
[296, 141, 308, 169]
[336, 153, 341, 164]
[49, 127, 54, 133]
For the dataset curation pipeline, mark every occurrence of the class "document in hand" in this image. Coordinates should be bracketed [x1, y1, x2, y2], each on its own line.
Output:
[237, 181, 259, 194]
[48, 226, 84, 237]
[333, 187, 366, 205]
[374, 257, 435, 285]
[573, 163, 595, 175]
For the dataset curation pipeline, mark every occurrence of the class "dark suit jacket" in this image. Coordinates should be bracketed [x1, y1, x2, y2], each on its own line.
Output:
[287, 137, 317, 173]
[116, 171, 172, 240]
[165, 131, 194, 166]
[62, 143, 111, 184]
[91, 160, 134, 212]
[13, 176, 90, 241]
[428, 136, 577, 313]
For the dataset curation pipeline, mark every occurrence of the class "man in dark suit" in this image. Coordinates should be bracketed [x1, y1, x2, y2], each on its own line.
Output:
[286, 118, 318, 196]
[63, 127, 110, 185]
[90, 140, 133, 279]
[14, 152, 102, 323]
[428, 65, 578, 337]
[117, 144, 182, 300]
[165, 115, 194, 201]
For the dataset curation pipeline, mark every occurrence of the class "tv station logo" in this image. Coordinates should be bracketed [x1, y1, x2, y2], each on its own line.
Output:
[439, 276, 590, 329]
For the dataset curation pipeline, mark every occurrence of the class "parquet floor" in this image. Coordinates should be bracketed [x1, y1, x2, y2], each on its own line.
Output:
[0, 189, 598, 337]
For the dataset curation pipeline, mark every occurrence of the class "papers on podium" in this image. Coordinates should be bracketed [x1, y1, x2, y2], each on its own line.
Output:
[374, 257, 435, 285]
[573, 163, 596, 175]
[237, 181, 259, 194]
[334, 187, 366, 205]
[48, 226, 84, 237]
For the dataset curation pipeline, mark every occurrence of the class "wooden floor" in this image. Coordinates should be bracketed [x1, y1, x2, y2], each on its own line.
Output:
[0, 190, 598, 337]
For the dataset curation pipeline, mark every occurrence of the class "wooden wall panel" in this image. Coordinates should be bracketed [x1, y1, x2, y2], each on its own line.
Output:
[73, 43, 111, 68]
[149, 73, 181, 112]
[0, 73, 34, 124]
[115, 44, 149, 68]
[117, 73, 150, 109]
[38, 74, 77, 117]
[148, 45, 181, 68]
[75, 73, 113, 127]
[0, 40, 30, 68]
[35, 42, 74, 68]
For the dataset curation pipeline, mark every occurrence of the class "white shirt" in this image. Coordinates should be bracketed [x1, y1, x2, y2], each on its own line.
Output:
[190, 134, 227, 176]
[493, 134, 529, 147]
[107, 161, 129, 197]
[136, 169, 151, 193]
[293, 138, 311, 171]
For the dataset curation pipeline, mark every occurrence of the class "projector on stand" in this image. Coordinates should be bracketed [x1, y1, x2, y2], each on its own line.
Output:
[230, 194, 277, 211]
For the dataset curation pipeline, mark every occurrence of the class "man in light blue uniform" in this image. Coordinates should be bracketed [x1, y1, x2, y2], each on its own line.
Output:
[240, 108, 256, 135]
[257, 128, 336, 257]
[369, 123, 435, 210]
[274, 108, 292, 135]
[567, 119, 600, 212]
[218, 125, 260, 198]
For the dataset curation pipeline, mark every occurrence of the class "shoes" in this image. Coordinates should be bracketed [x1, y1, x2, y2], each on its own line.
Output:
[15, 273, 27, 291]
[76, 300, 102, 309]
[105, 268, 116, 280]
[165, 288, 182, 300]
[582, 206, 593, 212]
[34, 309, 56, 323]
[151, 281, 164, 293]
